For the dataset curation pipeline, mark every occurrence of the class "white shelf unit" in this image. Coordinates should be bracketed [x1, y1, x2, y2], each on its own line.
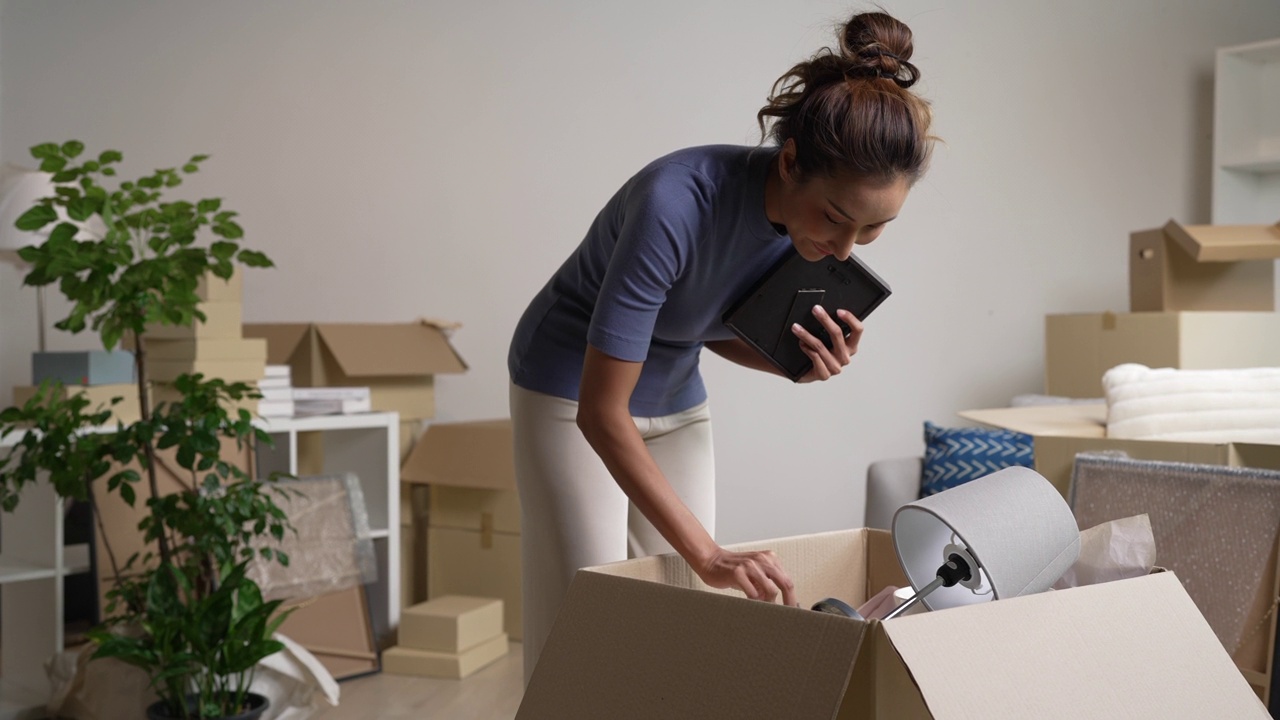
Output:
[0, 466, 63, 720]
[1213, 37, 1280, 224]
[254, 412, 401, 648]
[0, 412, 400, 720]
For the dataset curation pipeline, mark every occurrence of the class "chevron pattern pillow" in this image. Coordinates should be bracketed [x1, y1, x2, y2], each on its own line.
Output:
[920, 421, 1034, 497]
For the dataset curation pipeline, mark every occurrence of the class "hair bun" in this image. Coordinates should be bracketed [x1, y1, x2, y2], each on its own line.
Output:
[839, 12, 920, 89]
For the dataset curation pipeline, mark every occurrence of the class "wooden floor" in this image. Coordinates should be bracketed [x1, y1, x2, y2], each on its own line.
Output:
[315, 642, 524, 719]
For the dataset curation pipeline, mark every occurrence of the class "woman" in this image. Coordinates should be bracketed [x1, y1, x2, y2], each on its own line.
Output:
[508, 10, 933, 683]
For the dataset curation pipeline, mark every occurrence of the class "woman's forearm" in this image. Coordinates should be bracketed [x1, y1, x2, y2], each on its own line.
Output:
[576, 403, 718, 567]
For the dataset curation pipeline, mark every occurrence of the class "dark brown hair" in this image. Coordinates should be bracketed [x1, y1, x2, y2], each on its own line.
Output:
[758, 11, 934, 185]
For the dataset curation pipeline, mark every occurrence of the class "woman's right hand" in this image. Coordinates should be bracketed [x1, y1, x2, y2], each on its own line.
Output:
[694, 546, 798, 607]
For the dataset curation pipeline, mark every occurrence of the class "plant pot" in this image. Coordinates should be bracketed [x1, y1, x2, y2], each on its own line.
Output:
[145, 693, 268, 720]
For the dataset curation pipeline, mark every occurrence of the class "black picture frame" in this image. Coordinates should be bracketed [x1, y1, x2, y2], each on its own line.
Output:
[722, 248, 892, 381]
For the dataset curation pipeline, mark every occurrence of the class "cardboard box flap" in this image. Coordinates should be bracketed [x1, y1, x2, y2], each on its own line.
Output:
[517, 571, 868, 720]
[242, 323, 311, 365]
[1164, 219, 1280, 262]
[881, 572, 1269, 719]
[316, 323, 467, 378]
[586, 528, 887, 609]
[957, 404, 1107, 438]
[401, 419, 514, 489]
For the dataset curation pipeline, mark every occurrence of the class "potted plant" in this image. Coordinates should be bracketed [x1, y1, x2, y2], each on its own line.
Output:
[0, 141, 292, 720]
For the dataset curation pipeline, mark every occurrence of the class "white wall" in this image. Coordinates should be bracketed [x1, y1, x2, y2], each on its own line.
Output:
[1, 1, 1278, 543]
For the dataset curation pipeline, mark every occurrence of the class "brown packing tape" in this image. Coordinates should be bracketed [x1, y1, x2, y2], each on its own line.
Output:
[1102, 311, 1116, 331]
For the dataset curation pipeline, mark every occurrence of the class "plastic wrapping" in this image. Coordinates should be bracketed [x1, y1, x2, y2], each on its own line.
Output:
[247, 473, 378, 602]
[1071, 452, 1280, 653]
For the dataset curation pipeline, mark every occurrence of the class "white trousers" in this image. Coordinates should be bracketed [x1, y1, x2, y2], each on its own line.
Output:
[510, 383, 715, 686]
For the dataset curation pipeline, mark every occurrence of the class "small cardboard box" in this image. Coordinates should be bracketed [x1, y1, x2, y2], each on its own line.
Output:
[1044, 311, 1280, 398]
[401, 419, 522, 639]
[1130, 219, 1280, 312]
[32, 350, 135, 386]
[518, 528, 1268, 719]
[382, 633, 509, 680]
[399, 595, 504, 653]
[243, 321, 467, 421]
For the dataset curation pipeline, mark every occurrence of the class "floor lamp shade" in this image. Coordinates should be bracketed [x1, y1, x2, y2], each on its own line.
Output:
[891, 466, 1080, 611]
[0, 165, 58, 254]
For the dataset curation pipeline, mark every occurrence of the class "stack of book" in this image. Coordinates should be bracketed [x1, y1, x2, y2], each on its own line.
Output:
[256, 365, 294, 418]
[292, 386, 372, 416]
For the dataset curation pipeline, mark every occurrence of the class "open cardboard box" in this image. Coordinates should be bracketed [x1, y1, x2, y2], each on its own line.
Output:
[243, 320, 467, 422]
[1130, 219, 1280, 312]
[518, 528, 1267, 719]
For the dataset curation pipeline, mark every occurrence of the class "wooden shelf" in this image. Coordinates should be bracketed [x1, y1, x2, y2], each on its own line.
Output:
[1213, 37, 1280, 223]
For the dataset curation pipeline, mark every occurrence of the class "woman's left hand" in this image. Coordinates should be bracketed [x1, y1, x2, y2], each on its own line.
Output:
[792, 305, 863, 384]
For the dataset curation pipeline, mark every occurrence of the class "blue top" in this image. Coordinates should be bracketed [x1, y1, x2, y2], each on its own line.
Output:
[508, 144, 793, 417]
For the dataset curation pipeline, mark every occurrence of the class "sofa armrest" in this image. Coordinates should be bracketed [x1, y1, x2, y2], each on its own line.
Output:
[864, 456, 923, 530]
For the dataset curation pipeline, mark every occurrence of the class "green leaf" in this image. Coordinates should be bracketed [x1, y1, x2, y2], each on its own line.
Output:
[61, 141, 85, 158]
[98, 150, 123, 164]
[237, 249, 272, 268]
[211, 241, 237, 261]
[14, 204, 56, 231]
[67, 196, 98, 222]
[182, 163, 199, 173]
[120, 482, 136, 507]
[212, 222, 244, 240]
[46, 222, 78, 245]
[197, 198, 221, 214]
[101, 167, 116, 176]
[39, 156, 67, 173]
[30, 143, 60, 160]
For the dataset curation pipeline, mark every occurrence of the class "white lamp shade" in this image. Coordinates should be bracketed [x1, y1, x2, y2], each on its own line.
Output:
[891, 466, 1080, 611]
[0, 164, 58, 253]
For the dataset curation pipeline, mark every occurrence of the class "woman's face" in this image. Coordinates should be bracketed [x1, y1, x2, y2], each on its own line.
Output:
[774, 146, 911, 262]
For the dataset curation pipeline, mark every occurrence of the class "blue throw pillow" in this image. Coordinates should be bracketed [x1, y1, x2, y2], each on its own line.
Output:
[920, 421, 1034, 497]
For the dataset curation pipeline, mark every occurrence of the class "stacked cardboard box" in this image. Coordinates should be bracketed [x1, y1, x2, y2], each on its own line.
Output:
[144, 269, 268, 414]
[1046, 220, 1280, 398]
[401, 420, 521, 640]
[383, 595, 508, 679]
